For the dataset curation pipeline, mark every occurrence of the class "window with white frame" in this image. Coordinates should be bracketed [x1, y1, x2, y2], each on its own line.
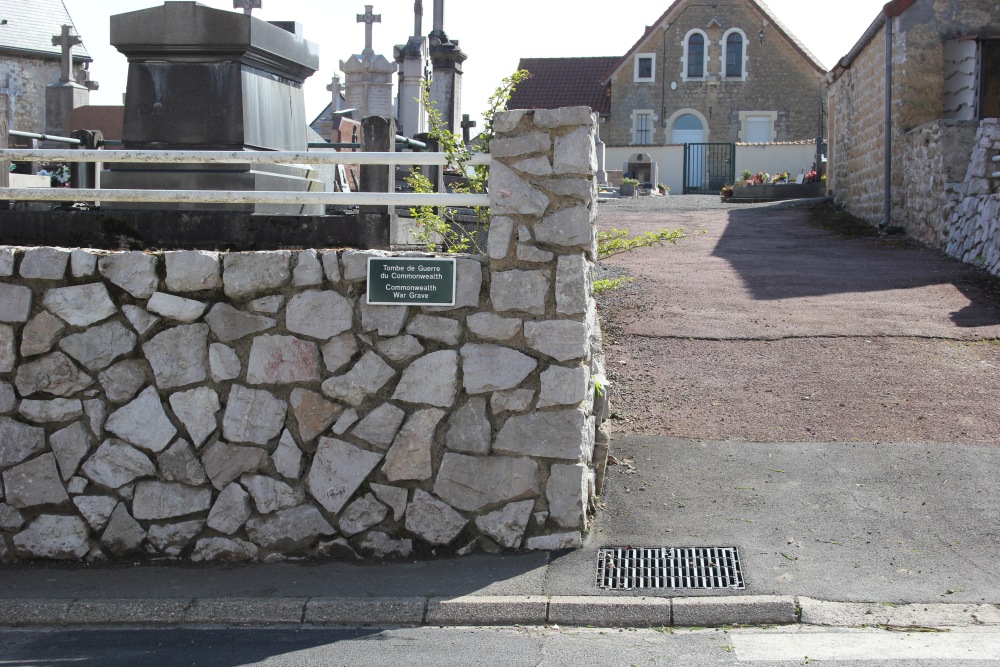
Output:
[632, 110, 654, 145]
[739, 111, 777, 143]
[634, 53, 656, 83]
[683, 30, 708, 81]
[723, 29, 747, 80]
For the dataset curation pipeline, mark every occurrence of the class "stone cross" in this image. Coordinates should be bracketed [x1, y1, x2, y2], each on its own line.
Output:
[461, 114, 476, 145]
[327, 75, 343, 113]
[51, 25, 82, 84]
[233, 0, 262, 16]
[357, 5, 381, 54]
[414, 0, 423, 37]
[432, 0, 444, 34]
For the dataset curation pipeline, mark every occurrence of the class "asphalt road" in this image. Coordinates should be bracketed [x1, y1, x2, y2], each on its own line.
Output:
[2, 626, 999, 666]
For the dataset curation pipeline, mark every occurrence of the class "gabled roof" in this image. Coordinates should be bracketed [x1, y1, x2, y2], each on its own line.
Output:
[508, 57, 617, 114]
[604, 0, 825, 83]
[0, 0, 92, 61]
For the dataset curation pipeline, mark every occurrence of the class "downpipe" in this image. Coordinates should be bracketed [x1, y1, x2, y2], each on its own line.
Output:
[878, 15, 895, 233]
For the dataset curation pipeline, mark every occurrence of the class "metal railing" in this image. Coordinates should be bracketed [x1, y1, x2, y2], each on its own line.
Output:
[0, 148, 491, 208]
[992, 154, 999, 180]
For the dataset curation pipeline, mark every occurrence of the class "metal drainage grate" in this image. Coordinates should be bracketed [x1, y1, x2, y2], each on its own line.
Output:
[597, 546, 745, 590]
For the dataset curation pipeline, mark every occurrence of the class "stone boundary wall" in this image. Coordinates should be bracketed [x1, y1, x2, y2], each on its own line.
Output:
[898, 119, 979, 246]
[827, 24, 888, 226]
[941, 120, 1000, 277]
[0, 107, 608, 563]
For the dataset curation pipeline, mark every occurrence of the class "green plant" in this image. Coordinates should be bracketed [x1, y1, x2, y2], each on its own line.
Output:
[592, 374, 609, 398]
[621, 177, 640, 187]
[406, 69, 531, 253]
[593, 276, 632, 294]
[740, 169, 753, 181]
[597, 227, 687, 260]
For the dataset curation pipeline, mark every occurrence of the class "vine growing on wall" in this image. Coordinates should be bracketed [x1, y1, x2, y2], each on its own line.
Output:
[406, 70, 531, 254]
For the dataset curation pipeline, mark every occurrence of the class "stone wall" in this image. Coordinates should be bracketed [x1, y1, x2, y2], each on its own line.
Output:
[827, 23, 888, 225]
[0, 55, 91, 136]
[827, 0, 1000, 227]
[942, 120, 1000, 276]
[898, 119, 979, 245]
[606, 3, 824, 147]
[0, 107, 607, 563]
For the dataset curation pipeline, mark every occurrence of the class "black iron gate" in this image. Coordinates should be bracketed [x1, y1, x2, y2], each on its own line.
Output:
[683, 143, 735, 195]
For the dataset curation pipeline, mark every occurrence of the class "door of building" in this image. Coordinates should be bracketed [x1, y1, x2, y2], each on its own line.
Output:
[980, 40, 1000, 119]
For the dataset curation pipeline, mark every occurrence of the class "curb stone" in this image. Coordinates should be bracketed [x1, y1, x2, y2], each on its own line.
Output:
[425, 596, 548, 626]
[548, 596, 672, 627]
[0, 596, 997, 629]
[304, 597, 427, 626]
[799, 597, 1000, 628]
[672, 595, 799, 627]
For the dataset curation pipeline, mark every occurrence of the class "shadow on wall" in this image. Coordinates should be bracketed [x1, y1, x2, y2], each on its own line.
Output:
[710, 203, 1000, 328]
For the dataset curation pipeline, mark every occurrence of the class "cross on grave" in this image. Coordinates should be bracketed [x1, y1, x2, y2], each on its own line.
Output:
[357, 5, 381, 54]
[51, 25, 82, 84]
[327, 75, 344, 112]
[233, 0, 262, 16]
[414, 0, 423, 37]
[461, 114, 476, 145]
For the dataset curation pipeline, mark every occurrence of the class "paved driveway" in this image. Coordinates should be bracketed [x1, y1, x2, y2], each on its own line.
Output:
[595, 196, 1000, 445]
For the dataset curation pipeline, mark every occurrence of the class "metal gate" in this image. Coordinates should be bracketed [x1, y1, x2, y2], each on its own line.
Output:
[683, 143, 735, 195]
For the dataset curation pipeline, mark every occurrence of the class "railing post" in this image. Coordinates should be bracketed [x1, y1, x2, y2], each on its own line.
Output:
[359, 116, 395, 248]
[0, 115, 8, 189]
[70, 129, 102, 189]
[0, 116, 8, 210]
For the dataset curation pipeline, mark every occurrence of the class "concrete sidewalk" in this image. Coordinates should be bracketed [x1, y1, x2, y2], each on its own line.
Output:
[2, 436, 997, 629]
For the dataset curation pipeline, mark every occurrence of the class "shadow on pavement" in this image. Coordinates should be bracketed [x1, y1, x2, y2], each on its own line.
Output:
[0, 628, 384, 667]
[712, 204, 1000, 328]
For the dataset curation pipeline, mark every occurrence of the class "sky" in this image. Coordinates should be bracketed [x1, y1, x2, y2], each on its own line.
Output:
[63, 0, 884, 129]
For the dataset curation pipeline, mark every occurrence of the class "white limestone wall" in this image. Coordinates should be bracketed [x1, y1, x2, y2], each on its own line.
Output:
[0, 107, 604, 563]
[943, 120, 1000, 277]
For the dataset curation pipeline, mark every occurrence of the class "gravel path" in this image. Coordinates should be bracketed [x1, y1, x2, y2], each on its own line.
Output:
[594, 195, 1000, 445]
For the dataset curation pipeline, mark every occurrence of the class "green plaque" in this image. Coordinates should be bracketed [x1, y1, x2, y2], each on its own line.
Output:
[367, 257, 457, 306]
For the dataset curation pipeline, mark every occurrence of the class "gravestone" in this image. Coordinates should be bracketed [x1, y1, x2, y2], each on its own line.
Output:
[45, 25, 97, 139]
[341, 5, 397, 120]
[393, 1, 430, 138]
[103, 2, 323, 214]
[427, 0, 466, 135]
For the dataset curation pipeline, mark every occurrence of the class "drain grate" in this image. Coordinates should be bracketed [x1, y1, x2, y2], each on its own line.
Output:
[597, 546, 745, 590]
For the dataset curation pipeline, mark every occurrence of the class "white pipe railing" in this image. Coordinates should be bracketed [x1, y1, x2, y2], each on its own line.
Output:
[0, 149, 492, 207]
[0, 149, 490, 166]
[1, 188, 491, 207]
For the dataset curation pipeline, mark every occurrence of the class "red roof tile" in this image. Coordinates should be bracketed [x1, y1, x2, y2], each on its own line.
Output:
[507, 57, 617, 115]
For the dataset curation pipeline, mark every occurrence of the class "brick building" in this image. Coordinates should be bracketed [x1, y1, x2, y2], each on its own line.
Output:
[508, 0, 826, 192]
[0, 0, 95, 136]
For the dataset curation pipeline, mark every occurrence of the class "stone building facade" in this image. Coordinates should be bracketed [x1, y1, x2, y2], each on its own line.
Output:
[508, 0, 826, 190]
[0, 1, 94, 136]
[603, 0, 826, 148]
[0, 108, 609, 563]
[827, 0, 1000, 275]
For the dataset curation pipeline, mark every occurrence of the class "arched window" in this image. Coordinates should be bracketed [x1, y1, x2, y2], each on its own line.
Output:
[726, 32, 744, 78]
[687, 33, 705, 78]
[721, 28, 748, 80]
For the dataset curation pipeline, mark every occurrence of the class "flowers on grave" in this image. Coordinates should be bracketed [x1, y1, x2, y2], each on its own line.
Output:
[37, 163, 71, 187]
[721, 184, 734, 198]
